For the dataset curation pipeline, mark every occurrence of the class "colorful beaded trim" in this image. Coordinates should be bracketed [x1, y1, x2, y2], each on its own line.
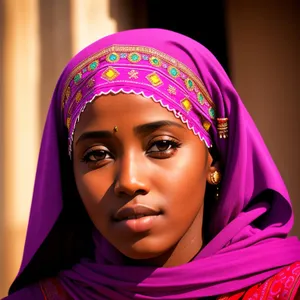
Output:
[62, 45, 221, 155]
[62, 45, 215, 111]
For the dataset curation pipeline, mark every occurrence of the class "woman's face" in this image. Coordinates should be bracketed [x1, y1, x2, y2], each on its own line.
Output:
[73, 93, 214, 265]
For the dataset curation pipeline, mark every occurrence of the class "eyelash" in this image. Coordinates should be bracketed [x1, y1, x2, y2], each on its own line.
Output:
[80, 138, 182, 164]
[147, 138, 181, 156]
[81, 149, 112, 164]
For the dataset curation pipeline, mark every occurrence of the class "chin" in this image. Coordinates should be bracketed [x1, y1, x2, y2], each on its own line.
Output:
[117, 237, 170, 260]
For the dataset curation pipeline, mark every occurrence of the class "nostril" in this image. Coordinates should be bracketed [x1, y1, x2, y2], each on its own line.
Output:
[135, 189, 148, 196]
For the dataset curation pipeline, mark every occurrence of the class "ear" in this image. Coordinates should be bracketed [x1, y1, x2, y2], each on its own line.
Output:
[206, 151, 221, 183]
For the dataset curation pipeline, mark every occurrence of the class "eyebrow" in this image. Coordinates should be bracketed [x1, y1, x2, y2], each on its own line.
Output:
[75, 120, 184, 145]
[75, 131, 113, 145]
[134, 120, 185, 135]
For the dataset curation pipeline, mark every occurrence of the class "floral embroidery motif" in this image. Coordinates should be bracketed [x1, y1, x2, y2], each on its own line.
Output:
[87, 78, 95, 88]
[217, 262, 300, 300]
[167, 85, 177, 95]
[62, 45, 220, 155]
[128, 70, 139, 79]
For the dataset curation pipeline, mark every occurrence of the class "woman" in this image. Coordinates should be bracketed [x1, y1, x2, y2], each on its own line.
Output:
[3, 28, 300, 299]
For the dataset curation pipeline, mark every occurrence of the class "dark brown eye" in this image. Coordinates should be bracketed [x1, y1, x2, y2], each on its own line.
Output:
[147, 139, 181, 153]
[81, 149, 111, 163]
[155, 140, 172, 151]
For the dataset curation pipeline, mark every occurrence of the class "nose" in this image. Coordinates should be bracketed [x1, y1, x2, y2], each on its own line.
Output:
[114, 152, 150, 197]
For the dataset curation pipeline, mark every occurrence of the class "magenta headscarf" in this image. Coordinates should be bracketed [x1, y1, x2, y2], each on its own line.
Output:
[9, 28, 300, 299]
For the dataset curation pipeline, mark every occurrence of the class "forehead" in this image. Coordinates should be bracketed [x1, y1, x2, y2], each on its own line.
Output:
[76, 93, 183, 128]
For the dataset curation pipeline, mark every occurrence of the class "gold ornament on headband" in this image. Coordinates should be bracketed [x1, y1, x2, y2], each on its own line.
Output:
[217, 118, 229, 139]
[113, 126, 118, 132]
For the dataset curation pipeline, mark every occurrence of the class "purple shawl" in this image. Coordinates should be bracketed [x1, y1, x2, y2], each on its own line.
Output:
[9, 28, 300, 299]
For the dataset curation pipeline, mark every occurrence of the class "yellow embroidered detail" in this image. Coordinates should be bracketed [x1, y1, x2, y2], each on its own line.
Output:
[65, 86, 71, 100]
[66, 117, 71, 129]
[203, 121, 211, 131]
[146, 72, 163, 86]
[61, 45, 214, 109]
[101, 67, 120, 81]
[181, 98, 192, 111]
[75, 91, 82, 103]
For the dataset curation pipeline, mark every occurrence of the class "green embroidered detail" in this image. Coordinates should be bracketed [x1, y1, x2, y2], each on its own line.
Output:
[197, 92, 205, 105]
[168, 66, 180, 78]
[106, 52, 120, 63]
[74, 73, 82, 84]
[185, 78, 194, 91]
[149, 56, 161, 67]
[88, 60, 99, 71]
[128, 52, 141, 63]
[209, 107, 216, 119]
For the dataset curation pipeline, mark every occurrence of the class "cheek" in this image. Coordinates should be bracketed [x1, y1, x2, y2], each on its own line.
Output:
[154, 146, 208, 217]
[73, 165, 114, 215]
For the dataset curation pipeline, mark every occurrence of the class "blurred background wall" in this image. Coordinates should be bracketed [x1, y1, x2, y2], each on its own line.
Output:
[0, 0, 299, 297]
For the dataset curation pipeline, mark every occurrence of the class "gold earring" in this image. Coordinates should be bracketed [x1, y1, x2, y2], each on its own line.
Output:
[113, 126, 118, 132]
[209, 170, 221, 201]
[209, 170, 221, 185]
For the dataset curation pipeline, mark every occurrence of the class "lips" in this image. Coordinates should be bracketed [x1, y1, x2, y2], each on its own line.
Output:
[114, 204, 161, 221]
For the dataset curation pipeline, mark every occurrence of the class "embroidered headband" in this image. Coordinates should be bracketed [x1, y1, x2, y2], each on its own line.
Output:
[62, 45, 226, 155]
